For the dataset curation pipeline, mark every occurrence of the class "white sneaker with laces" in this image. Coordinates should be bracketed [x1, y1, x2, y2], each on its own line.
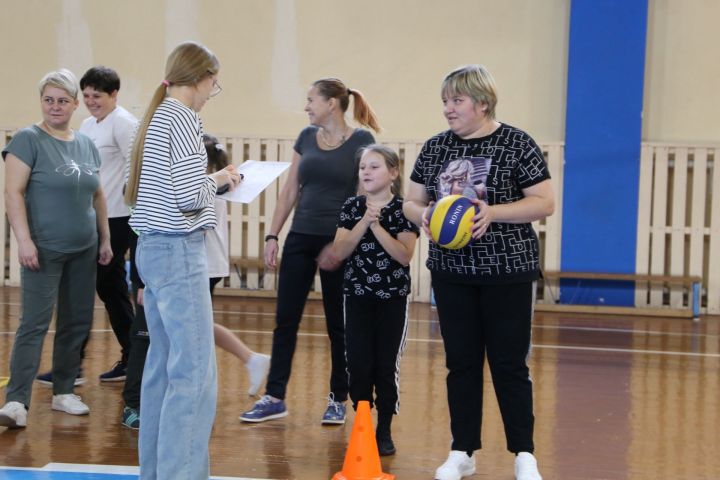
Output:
[435, 450, 476, 480]
[515, 452, 542, 480]
[0, 401, 27, 428]
[52, 394, 90, 415]
[245, 353, 271, 396]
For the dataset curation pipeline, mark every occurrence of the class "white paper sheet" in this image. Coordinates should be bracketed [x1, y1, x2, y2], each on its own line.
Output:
[219, 160, 291, 204]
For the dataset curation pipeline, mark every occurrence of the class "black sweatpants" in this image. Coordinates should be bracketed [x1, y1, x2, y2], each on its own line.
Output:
[344, 295, 409, 416]
[432, 276, 536, 454]
[96, 216, 134, 363]
[122, 232, 148, 409]
[265, 232, 348, 401]
[122, 284, 148, 409]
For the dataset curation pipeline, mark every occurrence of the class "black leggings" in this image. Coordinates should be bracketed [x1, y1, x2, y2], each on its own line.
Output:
[344, 295, 408, 415]
[265, 232, 348, 401]
[432, 276, 536, 454]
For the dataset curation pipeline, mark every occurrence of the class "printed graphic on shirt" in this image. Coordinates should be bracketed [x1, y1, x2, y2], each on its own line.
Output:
[437, 156, 491, 201]
[410, 125, 550, 282]
[338, 196, 418, 298]
[55, 159, 96, 180]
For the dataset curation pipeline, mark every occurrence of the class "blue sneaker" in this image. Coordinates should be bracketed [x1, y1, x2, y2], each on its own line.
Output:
[121, 406, 140, 430]
[321, 393, 346, 425]
[239, 395, 288, 423]
[36, 369, 86, 387]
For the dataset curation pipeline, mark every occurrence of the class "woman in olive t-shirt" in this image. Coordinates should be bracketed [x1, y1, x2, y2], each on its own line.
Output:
[0, 69, 111, 429]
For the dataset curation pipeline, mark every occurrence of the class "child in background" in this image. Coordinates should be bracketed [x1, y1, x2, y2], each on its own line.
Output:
[332, 144, 418, 455]
[203, 133, 270, 396]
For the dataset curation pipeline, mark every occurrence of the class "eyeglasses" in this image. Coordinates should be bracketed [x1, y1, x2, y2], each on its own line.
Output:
[42, 96, 74, 107]
[210, 80, 222, 97]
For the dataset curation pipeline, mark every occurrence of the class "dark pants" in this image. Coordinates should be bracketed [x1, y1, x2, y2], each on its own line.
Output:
[96, 216, 134, 363]
[344, 295, 408, 417]
[432, 276, 536, 454]
[265, 232, 348, 401]
[122, 284, 148, 409]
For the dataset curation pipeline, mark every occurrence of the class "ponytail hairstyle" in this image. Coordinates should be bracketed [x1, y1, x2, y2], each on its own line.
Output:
[125, 41, 220, 206]
[202, 133, 229, 173]
[312, 78, 381, 133]
[360, 144, 402, 196]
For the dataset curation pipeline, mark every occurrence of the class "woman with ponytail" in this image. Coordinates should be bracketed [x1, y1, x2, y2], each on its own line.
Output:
[240, 78, 380, 425]
[126, 41, 241, 479]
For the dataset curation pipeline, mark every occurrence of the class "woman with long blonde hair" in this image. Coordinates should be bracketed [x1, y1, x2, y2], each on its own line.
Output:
[126, 41, 241, 479]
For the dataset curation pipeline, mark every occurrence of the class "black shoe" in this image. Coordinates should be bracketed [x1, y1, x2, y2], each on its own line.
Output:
[36, 369, 86, 387]
[376, 432, 396, 456]
[99, 361, 127, 382]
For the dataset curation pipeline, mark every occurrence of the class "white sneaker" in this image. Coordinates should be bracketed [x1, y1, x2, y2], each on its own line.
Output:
[435, 450, 476, 480]
[245, 353, 270, 396]
[52, 394, 89, 415]
[515, 452, 542, 480]
[0, 401, 27, 428]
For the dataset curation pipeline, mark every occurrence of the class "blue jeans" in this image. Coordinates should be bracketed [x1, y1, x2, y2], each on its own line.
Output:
[136, 230, 217, 480]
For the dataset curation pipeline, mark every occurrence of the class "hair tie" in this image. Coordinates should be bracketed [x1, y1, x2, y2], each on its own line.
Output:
[347, 88, 352, 95]
[214, 143, 225, 151]
[161, 80, 170, 87]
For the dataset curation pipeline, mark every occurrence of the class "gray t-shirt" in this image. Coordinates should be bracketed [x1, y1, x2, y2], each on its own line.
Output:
[291, 126, 375, 235]
[2, 125, 101, 252]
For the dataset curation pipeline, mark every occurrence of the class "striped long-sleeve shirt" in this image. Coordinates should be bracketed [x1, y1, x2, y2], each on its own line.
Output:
[129, 97, 217, 233]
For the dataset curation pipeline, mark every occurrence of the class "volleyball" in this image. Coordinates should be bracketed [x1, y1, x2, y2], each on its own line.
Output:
[428, 195, 477, 249]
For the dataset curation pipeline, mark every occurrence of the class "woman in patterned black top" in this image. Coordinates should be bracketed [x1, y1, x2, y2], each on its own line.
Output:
[333, 144, 418, 456]
[403, 65, 554, 480]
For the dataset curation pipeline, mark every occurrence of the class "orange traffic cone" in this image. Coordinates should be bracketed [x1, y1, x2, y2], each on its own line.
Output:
[332, 401, 394, 480]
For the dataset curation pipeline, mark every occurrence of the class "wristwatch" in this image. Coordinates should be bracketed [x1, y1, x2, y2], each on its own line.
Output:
[265, 234, 279, 242]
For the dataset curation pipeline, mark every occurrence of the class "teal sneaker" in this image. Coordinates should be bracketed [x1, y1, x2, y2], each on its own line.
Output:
[121, 406, 140, 430]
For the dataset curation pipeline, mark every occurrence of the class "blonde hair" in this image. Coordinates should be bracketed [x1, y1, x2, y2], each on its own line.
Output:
[313, 78, 382, 133]
[441, 64, 497, 119]
[125, 41, 220, 206]
[359, 144, 401, 196]
[38, 69, 79, 98]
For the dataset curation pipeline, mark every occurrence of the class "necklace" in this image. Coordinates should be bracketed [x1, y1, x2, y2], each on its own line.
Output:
[319, 127, 349, 149]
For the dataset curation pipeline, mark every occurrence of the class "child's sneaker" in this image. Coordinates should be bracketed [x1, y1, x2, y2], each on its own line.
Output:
[99, 361, 127, 382]
[51, 394, 89, 415]
[0, 401, 27, 429]
[435, 450, 476, 480]
[376, 430, 396, 456]
[515, 452, 542, 480]
[320, 393, 346, 425]
[245, 353, 270, 396]
[36, 369, 86, 387]
[239, 395, 288, 423]
[121, 406, 140, 430]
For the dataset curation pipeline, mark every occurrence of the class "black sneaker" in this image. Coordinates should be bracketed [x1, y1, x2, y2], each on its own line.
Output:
[99, 361, 127, 382]
[35, 369, 86, 387]
[376, 431, 396, 456]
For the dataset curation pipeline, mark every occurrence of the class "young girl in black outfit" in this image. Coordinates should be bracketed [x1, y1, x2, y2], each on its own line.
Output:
[332, 144, 418, 455]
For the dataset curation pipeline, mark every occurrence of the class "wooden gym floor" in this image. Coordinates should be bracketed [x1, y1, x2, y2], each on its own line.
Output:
[0, 286, 718, 479]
